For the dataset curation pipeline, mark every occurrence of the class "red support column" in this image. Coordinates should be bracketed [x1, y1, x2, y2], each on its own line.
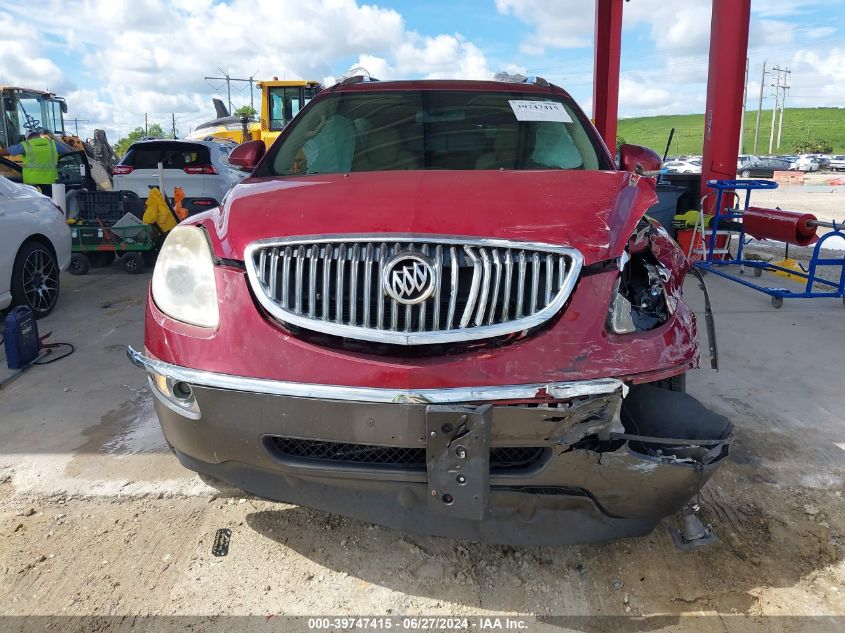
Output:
[701, 0, 751, 212]
[593, 0, 624, 153]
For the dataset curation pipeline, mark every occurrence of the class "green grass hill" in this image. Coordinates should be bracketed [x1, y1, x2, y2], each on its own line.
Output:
[617, 107, 845, 156]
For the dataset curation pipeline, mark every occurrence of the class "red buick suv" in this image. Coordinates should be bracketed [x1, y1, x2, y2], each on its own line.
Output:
[129, 78, 730, 545]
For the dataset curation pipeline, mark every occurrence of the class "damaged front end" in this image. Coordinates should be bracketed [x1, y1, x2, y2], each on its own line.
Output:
[608, 216, 719, 371]
[133, 346, 731, 546]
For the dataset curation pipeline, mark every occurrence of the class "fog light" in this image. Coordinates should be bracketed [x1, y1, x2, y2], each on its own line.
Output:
[172, 381, 193, 401]
[148, 372, 201, 420]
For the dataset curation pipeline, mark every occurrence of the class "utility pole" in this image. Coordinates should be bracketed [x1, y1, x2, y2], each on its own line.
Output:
[776, 68, 790, 150]
[739, 57, 749, 154]
[768, 67, 783, 155]
[171, 113, 177, 139]
[248, 76, 256, 112]
[753, 61, 767, 154]
[204, 69, 260, 115]
[144, 113, 148, 136]
[68, 117, 89, 136]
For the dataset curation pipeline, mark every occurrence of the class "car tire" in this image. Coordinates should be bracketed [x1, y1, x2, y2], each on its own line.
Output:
[68, 253, 90, 276]
[10, 240, 61, 318]
[741, 170, 751, 178]
[121, 252, 145, 274]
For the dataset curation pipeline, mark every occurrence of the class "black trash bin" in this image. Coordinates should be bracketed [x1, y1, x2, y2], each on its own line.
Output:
[647, 182, 685, 237]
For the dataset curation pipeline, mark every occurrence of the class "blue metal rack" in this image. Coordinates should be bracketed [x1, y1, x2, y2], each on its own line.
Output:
[694, 179, 845, 308]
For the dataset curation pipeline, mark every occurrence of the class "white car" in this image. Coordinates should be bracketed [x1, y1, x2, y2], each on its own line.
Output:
[113, 139, 245, 215]
[789, 156, 819, 172]
[830, 155, 845, 172]
[664, 158, 702, 174]
[0, 176, 71, 318]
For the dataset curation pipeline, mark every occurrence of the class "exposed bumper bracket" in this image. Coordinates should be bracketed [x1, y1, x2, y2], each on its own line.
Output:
[426, 404, 492, 520]
[669, 504, 719, 550]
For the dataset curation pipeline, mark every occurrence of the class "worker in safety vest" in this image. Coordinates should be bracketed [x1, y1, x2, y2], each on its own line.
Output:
[0, 130, 75, 196]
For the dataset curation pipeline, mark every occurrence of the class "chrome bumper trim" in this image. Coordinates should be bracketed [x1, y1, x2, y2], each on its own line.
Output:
[127, 346, 624, 404]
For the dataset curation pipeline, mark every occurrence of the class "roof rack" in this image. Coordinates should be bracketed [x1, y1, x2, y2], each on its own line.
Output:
[522, 76, 550, 88]
[338, 75, 380, 86]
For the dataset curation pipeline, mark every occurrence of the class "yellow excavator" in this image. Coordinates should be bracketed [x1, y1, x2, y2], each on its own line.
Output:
[0, 85, 113, 189]
[188, 79, 322, 147]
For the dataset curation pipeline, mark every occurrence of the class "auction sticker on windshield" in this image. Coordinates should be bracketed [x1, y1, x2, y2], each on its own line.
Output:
[508, 100, 572, 123]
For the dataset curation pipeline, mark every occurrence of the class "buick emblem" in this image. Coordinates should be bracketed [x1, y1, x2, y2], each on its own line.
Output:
[382, 252, 436, 305]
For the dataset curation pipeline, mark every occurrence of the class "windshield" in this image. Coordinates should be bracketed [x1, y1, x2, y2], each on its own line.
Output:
[262, 90, 606, 177]
[268, 84, 321, 131]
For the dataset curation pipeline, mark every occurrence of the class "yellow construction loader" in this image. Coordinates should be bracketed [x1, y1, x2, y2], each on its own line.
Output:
[188, 79, 322, 147]
[0, 85, 113, 190]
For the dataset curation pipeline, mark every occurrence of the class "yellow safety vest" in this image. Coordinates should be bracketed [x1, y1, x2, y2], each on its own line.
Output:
[21, 137, 59, 185]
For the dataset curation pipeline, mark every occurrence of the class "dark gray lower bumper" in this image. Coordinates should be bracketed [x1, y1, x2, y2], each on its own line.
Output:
[137, 354, 730, 545]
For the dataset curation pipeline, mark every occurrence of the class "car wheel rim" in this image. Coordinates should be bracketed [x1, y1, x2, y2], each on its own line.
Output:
[22, 249, 58, 313]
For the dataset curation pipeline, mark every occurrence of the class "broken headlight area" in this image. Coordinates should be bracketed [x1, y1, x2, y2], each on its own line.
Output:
[608, 220, 681, 334]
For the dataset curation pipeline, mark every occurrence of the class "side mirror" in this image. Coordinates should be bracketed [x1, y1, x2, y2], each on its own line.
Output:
[619, 144, 662, 175]
[229, 140, 265, 172]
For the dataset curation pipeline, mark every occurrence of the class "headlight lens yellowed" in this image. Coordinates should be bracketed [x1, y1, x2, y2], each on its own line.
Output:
[151, 226, 219, 328]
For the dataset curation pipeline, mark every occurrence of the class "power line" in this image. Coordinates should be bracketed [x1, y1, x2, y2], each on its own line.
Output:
[65, 116, 90, 137]
[204, 68, 260, 114]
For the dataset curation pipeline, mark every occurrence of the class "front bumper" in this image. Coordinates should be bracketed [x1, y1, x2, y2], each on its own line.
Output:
[129, 347, 730, 546]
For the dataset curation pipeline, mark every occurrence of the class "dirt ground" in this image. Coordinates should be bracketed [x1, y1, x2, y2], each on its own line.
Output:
[2, 201, 845, 630]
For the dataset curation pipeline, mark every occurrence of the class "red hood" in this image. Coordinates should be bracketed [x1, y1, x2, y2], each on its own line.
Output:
[199, 170, 657, 265]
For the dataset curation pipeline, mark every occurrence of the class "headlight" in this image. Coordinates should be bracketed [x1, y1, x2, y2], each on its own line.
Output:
[151, 226, 219, 327]
[608, 249, 673, 334]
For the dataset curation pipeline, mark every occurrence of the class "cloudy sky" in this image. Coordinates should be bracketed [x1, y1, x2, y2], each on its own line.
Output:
[2, 0, 842, 143]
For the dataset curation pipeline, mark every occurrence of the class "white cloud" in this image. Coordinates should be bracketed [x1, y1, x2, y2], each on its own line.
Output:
[344, 33, 492, 82]
[502, 0, 841, 120]
[750, 19, 795, 48]
[1, 0, 493, 141]
[0, 12, 71, 93]
[624, 0, 712, 53]
[394, 34, 491, 79]
[788, 47, 845, 107]
[805, 26, 836, 39]
[1, 0, 842, 138]
[494, 0, 593, 54]
[751, 0, 835, 18]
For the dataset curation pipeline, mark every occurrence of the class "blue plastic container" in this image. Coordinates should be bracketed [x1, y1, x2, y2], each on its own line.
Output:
[3, 307, 40, 369]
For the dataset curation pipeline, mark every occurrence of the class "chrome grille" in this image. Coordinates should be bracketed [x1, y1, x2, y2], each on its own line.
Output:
[245, 235, 582, 345]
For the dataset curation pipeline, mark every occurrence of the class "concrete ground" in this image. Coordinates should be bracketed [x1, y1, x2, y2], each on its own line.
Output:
[1, 259, 844, 631]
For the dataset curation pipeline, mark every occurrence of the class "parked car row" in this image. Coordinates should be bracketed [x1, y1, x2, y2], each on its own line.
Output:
[664, 152, 842, 179]
[736, 153, 842, 177]
[737, 157, 792, 178]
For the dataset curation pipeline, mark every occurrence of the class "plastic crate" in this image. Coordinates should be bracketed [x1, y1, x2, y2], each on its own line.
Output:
[77, 191, 141, 224]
